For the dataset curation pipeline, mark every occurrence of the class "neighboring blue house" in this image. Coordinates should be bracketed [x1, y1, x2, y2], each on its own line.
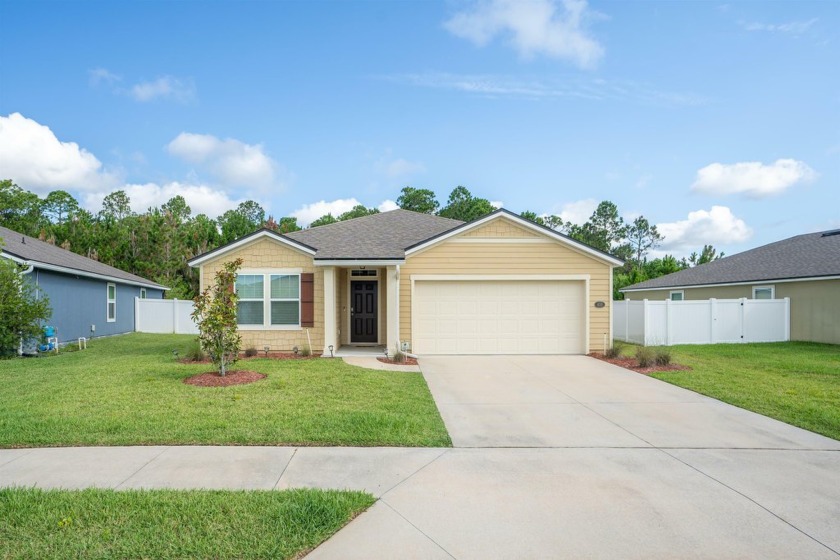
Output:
[0, 226, 166, 346]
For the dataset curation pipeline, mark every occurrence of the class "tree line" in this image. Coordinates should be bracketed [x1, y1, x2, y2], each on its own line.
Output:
[0, 179, 720, 299]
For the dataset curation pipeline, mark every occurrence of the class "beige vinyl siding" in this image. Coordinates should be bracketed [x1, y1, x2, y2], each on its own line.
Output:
[400, 233, 613, 353]
[626, 278, 840, 345]
[200, 237, 324, 353]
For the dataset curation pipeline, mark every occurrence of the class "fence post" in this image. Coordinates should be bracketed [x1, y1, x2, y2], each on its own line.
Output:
[709, 298, 716, 344]
[642, 299, 649, 346]
[784, 297, 791, 341]
[173, 299, 179, 334]
[135, 296, 140, 332]
[625, 299, 630, 342]
[739, 298, 747, 343]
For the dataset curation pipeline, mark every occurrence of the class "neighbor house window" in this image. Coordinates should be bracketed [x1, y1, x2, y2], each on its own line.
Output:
[669, 290, 684, 301]
[752, 286, 774, 299]
[235, 273, 301, 328]
[107, 283, 116, 322]
[235, 275, 264, 325]
[140, 288, 147, 299]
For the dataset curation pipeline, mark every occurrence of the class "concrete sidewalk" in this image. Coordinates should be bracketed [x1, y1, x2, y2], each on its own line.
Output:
[2, 444, 839, 559]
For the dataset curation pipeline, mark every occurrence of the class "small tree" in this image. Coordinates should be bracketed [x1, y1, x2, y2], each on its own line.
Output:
[191, 258, 243, 376]
[0, 252, 52, 358]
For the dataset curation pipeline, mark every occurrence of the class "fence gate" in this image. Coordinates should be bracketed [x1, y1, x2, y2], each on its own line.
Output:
[135, 298, 199, 335]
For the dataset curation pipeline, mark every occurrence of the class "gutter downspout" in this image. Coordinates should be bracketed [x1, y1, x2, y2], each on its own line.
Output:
[17, 262, 35, 356]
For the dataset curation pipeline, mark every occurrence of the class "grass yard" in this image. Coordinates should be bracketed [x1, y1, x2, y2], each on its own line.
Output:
[0, 487, 374, 559]
[0, 333, 451, 448]
[643, 342, 840, 441]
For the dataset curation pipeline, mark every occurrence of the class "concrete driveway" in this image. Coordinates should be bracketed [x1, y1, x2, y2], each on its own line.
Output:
[308, 355, 840, 559]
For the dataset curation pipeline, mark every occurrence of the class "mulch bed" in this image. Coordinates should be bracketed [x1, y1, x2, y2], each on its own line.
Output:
[183, 370, 267, 387]
[589, 353, 691, 375]
[377, 356, 419, 366]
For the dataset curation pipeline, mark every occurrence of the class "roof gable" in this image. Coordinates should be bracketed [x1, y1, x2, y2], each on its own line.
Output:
[0, 225, 166, 289]
[623, 230, 840, 291]
[187, 229, 316, 267]
[405, 209, 624, 266]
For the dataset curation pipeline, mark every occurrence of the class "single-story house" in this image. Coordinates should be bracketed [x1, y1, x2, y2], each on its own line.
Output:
[0, 225, 166, 345]
[621, 229, 840, 345]
[188, 209, 623, 356]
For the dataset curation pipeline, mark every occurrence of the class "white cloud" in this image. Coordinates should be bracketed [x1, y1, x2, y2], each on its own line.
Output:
[388, 73, 709, 106]
[0, 112, 117, 194]
[291, 198, 363, 227]
[490, 200, 504, 209]
[657, 206, 752, 252]
[89, 67, 121, 87]
[167, 132, 280, 190]
[83, 182, 241, 218]
[378, 199, 399, 212]
[380, 158, 426, 178]
[551, 198, 597, 225]
[741, 18, 818, 35]
[691, 158, 816, 198]
[444, 0, 604, 68]
[130, 76, 196, 103]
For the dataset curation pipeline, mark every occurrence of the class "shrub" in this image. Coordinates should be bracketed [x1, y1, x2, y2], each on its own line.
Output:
[391, 348, 407, 364]
[654, 348, 672, 366]
[191, 258, 243, 376]
[300, 345, 311, 357]
[635, 346, 655, 368]
[0, 254, 52, 359]
[604, 343, 622, 359]
[184, 340, 206, 362]
[244, 347, 258, 358]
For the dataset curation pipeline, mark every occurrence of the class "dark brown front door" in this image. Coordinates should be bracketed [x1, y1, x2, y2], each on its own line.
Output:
[351, 281, 378, 343]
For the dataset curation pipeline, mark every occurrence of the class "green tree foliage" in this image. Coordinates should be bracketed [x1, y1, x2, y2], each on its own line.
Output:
[43, 190, 81, 225]
[689, 244, 724, 266]
[309, 214, 338, 228]
[437, 186, 495, 222]
[0, 180, 43, 236]
[566, 201, 628, 255]
[626, 216, 663, 264]
[397, 187, 439, 214]
[0, 246, 52, 358]
[337, 205, 379, 221]
[191, 258, 243, 376]
[519, 210, 545, 226]
[218, 201, 266, 244]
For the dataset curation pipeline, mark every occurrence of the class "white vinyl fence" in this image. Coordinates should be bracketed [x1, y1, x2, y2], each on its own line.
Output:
[613, 298, 790, 346]
[135, 298, 199, 335]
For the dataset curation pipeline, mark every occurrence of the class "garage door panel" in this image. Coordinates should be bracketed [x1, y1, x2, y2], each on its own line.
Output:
[414, 280, 584, 355]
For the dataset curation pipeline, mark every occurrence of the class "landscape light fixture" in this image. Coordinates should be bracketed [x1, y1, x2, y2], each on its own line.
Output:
[263, 346, 270, 357]
[328, 345, 334, 358]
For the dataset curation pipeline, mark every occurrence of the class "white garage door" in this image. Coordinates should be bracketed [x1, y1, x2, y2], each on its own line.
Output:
[413, 280, 585, 355]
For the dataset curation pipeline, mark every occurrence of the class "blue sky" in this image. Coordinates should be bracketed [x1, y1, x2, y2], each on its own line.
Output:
[1, 0, 837, 257]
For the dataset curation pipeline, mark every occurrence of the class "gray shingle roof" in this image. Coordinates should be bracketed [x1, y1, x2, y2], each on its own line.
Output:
[285, 209, 464, 259]
[623, 230, 840, 291]
[0, 226, 166, 289]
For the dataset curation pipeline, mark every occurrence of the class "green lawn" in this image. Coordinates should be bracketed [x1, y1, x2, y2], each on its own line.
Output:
[644, 342, 840, 441]
[0, 487, 374, 559]
[0, 333, 451, 448]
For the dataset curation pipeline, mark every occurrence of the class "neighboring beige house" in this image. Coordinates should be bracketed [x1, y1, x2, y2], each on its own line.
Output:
[622, 229, 840, 345]
[189, 209, 623, 356]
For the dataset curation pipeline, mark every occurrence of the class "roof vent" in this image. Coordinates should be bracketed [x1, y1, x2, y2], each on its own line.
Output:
[821, 229, 840, 238]
[21, 237, 25, 244]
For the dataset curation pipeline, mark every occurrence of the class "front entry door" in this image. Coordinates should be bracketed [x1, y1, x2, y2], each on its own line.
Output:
[351, 281, 378, 343]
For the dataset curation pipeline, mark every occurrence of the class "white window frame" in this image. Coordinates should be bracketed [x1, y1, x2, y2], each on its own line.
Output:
[235, 269, 303, 330]
[107, 283, 116, 322]
[140, 288, 147, 299]
[669, 290, 684, 301]
[752, 285, 775, 300]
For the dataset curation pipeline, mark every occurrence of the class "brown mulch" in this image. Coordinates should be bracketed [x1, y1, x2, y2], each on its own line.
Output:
[589, 353, 691, 375]
[183, 370, 267, 387]
[377, 356, 419, 366]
